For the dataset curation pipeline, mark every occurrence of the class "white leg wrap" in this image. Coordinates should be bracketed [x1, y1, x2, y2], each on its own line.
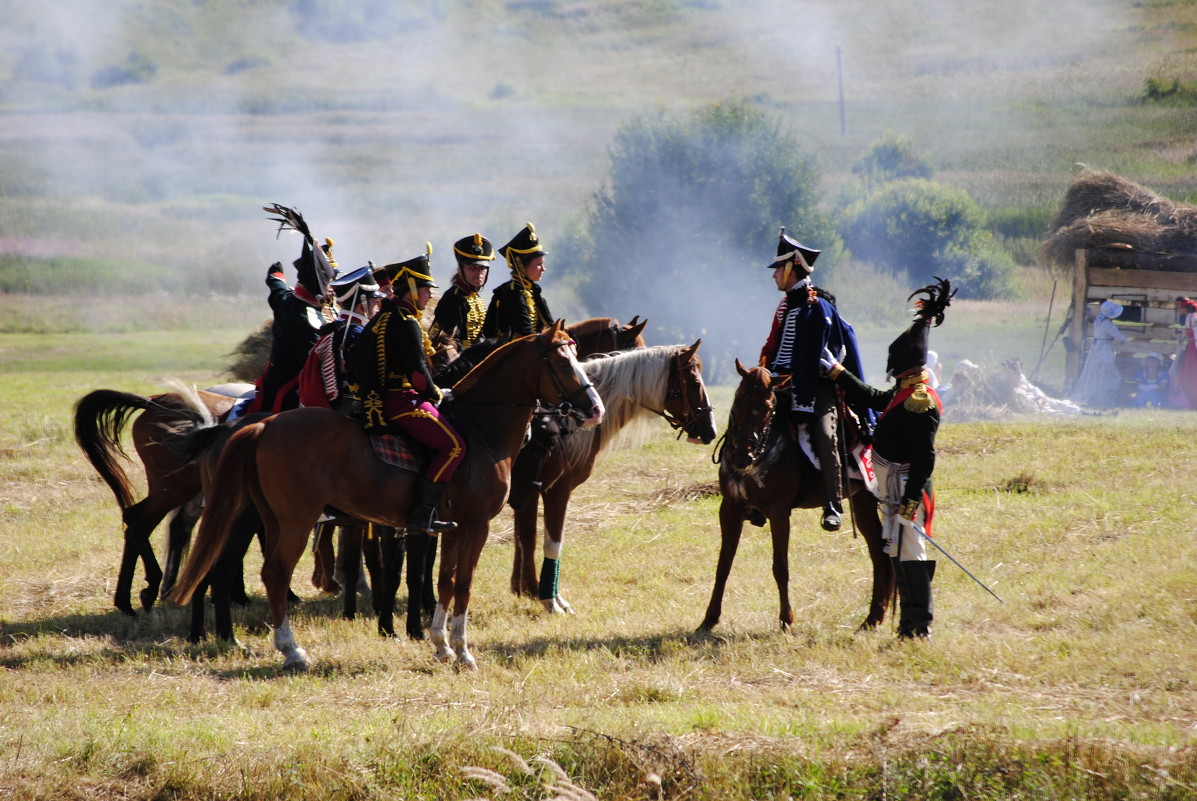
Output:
[273, 618, 310, 671]
[431, 604, 455, 663]
[543, 538, 562, 561]
[450, 613, 475, 670]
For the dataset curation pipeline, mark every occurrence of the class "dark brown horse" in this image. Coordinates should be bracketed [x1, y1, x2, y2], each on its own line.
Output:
[699, 360, 894, 632]
[509, 342, 718, 611]
[73, 385, 239, 615]
[167, 321, 604, 670]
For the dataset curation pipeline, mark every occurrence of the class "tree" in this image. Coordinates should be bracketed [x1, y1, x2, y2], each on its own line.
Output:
[558, 100, 839, 378]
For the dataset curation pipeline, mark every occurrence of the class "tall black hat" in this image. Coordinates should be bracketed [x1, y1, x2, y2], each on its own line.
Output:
[379, 242, 437, 295]
[886, 277, 955, 377]
[453, 233, 496, 267]
[765, 227, 820, 274]
[499, 222, 547, 268]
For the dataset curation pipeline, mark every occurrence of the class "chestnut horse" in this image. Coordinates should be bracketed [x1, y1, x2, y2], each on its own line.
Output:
[73, 386, 238, 614]
[698, 360, 894, 632]
[509, 342, 718, 612]
[167, 322, 604, 670]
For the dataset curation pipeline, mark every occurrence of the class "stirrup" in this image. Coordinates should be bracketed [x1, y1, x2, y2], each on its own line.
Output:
[820, 503, 842, 532]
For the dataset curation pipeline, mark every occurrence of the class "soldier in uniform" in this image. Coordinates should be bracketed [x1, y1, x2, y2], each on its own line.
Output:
[297, 265, 383, 413]
[430, 233, 494, 349]
[244, 236, 337, 415]
[820, 278, 954, 640]
[482, 222, 553, 340]
[759, 228, 865, 532]
[353, 243, 464, 536]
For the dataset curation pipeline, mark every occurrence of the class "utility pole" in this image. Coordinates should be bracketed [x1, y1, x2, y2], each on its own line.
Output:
[836, 45, 846, 137]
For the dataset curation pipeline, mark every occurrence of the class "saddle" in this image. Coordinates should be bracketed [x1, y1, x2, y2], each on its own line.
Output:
[368, 432, 430, 474]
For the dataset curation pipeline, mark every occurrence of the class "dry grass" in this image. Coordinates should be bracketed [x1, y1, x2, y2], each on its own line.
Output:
[1, 333, 1196, 798]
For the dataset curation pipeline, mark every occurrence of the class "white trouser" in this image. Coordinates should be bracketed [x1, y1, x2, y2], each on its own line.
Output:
[872, 453, 928, 561]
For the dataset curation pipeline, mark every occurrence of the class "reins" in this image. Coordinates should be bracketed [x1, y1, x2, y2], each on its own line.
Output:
[645, 350, 713, 440]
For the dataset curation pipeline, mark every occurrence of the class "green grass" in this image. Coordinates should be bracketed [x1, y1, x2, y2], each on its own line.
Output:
[1, 330, 1195, 799]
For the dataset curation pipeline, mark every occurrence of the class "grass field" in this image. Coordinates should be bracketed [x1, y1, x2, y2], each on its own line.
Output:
[1, 330, 1195, 799]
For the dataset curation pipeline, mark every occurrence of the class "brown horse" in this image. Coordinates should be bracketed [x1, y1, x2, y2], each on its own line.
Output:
[698, 360, 894, 632]
[167, 321, 604, 670]
[73, 385, 238, 615]
[509, 342, 718, 612]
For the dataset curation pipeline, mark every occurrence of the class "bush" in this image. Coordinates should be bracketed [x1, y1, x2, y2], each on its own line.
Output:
[90, 51, 157, 90]
[839, 178, 1017, 299]
[851, 132, 934, 186]
[558, 99, 840, 378]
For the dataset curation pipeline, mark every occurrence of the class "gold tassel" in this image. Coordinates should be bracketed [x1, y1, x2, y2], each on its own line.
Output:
[899, 369, 935, 413]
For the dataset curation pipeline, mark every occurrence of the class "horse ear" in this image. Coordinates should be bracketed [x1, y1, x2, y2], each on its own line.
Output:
[682, 339, 701, 360]
[735, 358, 749, 377]
[551, 318, 566, 335]
[627, 314, 640, 326]
[628, 317, 648, 339]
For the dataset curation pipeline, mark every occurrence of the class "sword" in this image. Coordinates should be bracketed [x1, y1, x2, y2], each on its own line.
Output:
[906, 520, 1004, 605]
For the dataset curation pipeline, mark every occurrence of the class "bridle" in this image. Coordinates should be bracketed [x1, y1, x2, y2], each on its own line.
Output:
[712, 379, 776, 467]
[646, 349, 713, 440]
[539, 337, 596, 422]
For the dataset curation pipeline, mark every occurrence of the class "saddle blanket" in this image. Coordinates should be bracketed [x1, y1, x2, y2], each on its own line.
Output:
[795, 423, 879, 498]
[369, 433, 429, 474]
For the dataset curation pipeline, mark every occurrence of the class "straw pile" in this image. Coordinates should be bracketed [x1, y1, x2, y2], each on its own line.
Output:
[1039, 167, 1197, 269]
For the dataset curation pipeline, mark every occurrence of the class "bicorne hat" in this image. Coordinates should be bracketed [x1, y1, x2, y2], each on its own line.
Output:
[453, 232, 496, 267]
[766, 227, 820, 274]
[499, 222, 547, 267]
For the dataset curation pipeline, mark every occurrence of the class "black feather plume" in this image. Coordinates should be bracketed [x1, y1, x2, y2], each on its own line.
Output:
[262, 203, 313, 241]
[906, 276, 955, 328]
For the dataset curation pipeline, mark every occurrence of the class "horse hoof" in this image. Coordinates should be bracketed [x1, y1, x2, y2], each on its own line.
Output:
[407, 627, 426, 641]
[116, 603, 137, 617]
[139, 587, 157, 612]
[434, 645, 456, 663]
[457, 652, 478, 671]
[282, 649, 310, 671]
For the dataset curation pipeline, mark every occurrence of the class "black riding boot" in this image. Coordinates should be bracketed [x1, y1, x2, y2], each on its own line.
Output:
[821, 500, 843, 532]
[895, 559, 935, 639]
[406, 479, 457, 535]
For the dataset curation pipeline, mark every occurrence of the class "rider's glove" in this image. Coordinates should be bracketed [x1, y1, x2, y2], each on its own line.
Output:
[820, 347, 844, 379]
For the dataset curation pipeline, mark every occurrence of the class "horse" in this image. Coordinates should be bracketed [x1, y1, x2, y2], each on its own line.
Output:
[166, 321, 605, 671]
[73, 386, 238, 615]
[508, 342, 718, 613]
[698, 360, 894, 632]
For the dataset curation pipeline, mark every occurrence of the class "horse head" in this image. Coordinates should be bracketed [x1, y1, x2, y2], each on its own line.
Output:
[429, 326, 460, 371]
[537, 320, 605, 427]
[660, 339, 717, 445]
[725, 358, 789, 470]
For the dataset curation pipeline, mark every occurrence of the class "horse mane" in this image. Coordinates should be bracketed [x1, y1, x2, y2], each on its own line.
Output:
[562, 344, 680, 460]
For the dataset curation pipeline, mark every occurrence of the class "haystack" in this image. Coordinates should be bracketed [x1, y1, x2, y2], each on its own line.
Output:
[226, 318, 272, 381]
[1040, 167, 1197, 269]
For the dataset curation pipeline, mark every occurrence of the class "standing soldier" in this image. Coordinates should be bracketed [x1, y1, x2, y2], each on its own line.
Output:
[482, 222, 553, 340]
[820, 278, 954, 640]
[430, 232, 494, 349]
[353, 243, 464, 536]
[759, 227, 865, 532]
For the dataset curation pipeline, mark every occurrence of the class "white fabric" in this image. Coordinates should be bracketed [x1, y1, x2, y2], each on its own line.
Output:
[872, 453, 927, 561]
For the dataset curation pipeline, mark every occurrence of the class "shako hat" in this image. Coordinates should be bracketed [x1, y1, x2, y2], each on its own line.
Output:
[886, 277, 955, 378]
[499, 222, 547, 267]
[331, 265, 382, 305]
[379, 242, 437, 295]
[766, 226, 820, 274]
[453, 233, 496, 267]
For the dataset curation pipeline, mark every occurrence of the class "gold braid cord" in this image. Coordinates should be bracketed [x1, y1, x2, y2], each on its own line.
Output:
[365, 311, 391, 427]
[899, 369, 935, 413]
[464, 292, 485, 343]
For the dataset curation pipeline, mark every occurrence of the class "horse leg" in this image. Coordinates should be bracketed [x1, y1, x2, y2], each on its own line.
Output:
[430, 531, 459, 664]
[188, 574, 209, 643]
[259, 517, 313, 670]
[447, 525, 488, 671]
[376, 527, 403, 638]
[161, 494, 202, 600]
[364, 528, 385, 616]
[538, 487, 574, 614]
[510, 497, 540, 598]
[117, 497, 169, 615]
[338, 525, 364, 620]
[699, 495, 746, 631]
[849, 487, 893, 629]
[404, 532, 433, 640]
[311, 521, 340, 594]
[768, 510, 794, 630]
[209, 507, 259, 645]
[420, 535, 437, 615]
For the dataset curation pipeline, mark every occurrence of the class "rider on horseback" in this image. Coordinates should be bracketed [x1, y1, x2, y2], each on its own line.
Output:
[482, 222, 553, 340]
[244, 228, 338, 416]
[353, 243, 464, 536]
[430, 232, 494, 350]
[759, 227, 865, 532]
[297, 264, 384, 413]
[820, 278, 954, 640]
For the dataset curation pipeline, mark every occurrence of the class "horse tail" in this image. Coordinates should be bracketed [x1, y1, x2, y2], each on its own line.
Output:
[73, 389, 154, 509]
[167, 421, 263, 606]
